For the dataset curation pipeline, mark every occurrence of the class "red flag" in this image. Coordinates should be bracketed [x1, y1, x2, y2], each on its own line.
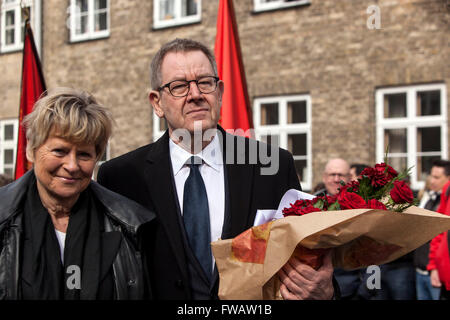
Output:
[15, 21, 46, 179]
[215, 0, 253, 137]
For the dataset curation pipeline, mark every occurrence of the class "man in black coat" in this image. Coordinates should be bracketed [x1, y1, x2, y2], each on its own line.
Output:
[98, 38, 335, 300]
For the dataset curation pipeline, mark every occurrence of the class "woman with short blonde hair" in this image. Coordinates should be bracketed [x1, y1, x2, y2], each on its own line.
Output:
[0, 87, 154, 300]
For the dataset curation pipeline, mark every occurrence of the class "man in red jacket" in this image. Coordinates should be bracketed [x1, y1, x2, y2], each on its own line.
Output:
[428, 174, 450, 299]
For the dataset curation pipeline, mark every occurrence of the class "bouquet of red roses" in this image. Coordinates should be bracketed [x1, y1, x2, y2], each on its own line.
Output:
[211, 162, 450, 300]
[280, 162, 416, 272]
[284, 163, 415, 218]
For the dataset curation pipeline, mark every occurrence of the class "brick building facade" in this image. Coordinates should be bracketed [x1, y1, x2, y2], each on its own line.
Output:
[0, 0, 449, 191]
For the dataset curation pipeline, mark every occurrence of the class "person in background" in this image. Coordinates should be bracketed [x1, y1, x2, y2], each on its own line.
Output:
[0, 88, 155, 299]
[371, 174, 416, 300]
[414, 160, 450, 300]
[314, 158, 350, 197]
[427, 160, 450, 300]
[349, 163, 368, 181]
[313, 159, 359, 299]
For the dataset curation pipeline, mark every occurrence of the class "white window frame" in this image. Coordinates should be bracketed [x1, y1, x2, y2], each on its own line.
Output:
[69, 0, 110, 43]
[376, 83, 448, 191]
[1, 0, 41, 54]
[153, 0, 201, 30]
[254, 94, 312, 190]
[0, 119, 18, 178]
[253, 0, 310, 13]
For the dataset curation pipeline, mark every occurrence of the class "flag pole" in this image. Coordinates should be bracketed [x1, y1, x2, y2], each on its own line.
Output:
[14, 4, 46, 179]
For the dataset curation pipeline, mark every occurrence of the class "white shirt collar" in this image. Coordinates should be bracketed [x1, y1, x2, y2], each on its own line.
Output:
[169, 132, 223, 176]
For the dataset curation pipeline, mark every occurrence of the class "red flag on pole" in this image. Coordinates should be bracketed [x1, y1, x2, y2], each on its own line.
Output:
[215, 0, 253, 137]
[15, 19, 46, 179]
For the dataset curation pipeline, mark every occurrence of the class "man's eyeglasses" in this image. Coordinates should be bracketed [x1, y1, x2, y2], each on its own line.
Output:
[158, 76, 220, 97]
[326, 173, 349, 179]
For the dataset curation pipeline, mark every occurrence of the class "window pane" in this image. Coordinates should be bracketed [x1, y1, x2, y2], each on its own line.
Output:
[386, 157, 407, 174]
[5, 10, 14, 26]
[294, 159, 307, 183]
[76, 15, 88, 34]
[384, 128, 407, 153]
[4, 149, 14, 164]
[417, 155, 441, 181]
[260, 134, 279, 148]
[95, 12, 107, 31]
[260, 103, 278, 125]
[6, 30, 14, 45]
[288, 133, 307, 156]
[76, 0, 88, 12]
[4, 124, 14, 140]
[94, 0, 107, 10]
[418, 127, 441, 152]
[384, 93, 406, 118]
[182, 0, 197, 17]
[287, 100, 307, 124]
[159, 0, 174, 20]
[417, 90, 440, 116]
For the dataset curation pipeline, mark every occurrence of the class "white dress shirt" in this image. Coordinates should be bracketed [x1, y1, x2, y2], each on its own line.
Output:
[169, 133, 225, 268]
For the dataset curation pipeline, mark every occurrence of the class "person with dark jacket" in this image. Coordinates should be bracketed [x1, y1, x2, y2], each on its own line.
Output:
[414, 160, 450, 300]
[98, 38, 336, 300]
[0, 88, 155, 300]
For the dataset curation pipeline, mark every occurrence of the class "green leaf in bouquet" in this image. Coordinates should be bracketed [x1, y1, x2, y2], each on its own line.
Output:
[328, 201, 340, 211]
[357, 176, 373, 200]
[314, 198, 325, 210]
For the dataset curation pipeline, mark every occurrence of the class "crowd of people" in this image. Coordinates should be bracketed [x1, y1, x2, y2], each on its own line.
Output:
[0, 37, 449, 300]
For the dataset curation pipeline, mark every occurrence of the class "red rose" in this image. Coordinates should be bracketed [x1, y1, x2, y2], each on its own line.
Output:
[297, 206, 321, 215]
[339, 180, 360, 193]
[390, 180, 414, 204]
[283, 205, 320, 216]
[366, 199, 387, 210]
[338, 191, 367, 210]
[361, 163, 398, 188]
[283, 200, 321, 216]
[375, 163, 398, 179]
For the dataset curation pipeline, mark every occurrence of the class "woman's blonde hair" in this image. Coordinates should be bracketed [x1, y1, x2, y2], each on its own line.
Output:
[23, 87, 114, 161]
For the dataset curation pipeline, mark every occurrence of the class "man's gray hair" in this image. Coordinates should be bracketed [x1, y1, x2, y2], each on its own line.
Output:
[150, 38, 218, 90]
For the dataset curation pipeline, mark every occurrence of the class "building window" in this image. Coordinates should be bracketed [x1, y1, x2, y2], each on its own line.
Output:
[69, 0, 109, 42]
[0, 0, 40, 53]
[376, 83, 447, 190]
[0, 119, 18, 179]
[254, 95, 312, 190]
[153, 0, 201, 29]
[153, 113, 167, 142]
[253, 0, 310, 13]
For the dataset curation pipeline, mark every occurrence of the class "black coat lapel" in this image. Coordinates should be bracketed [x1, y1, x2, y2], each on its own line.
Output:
[219, 127, 255, 239]
[143, 131, 189, 282]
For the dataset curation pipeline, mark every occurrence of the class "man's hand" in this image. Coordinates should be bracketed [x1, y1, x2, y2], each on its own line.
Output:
[278, 250, 334, 300]
[430, 269, 441, 288]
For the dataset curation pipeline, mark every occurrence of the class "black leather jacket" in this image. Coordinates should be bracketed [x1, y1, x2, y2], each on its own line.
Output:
[0, 170, 155, 300]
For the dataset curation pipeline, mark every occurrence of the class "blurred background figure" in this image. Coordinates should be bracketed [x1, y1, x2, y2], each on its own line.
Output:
[349, 163, 368, 181]
[414, 160, 450, 300]
[314, 158, 350, 196]
[315, 158, 362, 299]
[0, 174, 13, 187]
[427, 160, 450, 300]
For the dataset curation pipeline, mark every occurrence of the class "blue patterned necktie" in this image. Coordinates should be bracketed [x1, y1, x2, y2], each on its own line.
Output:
[183, 156, 212, 279]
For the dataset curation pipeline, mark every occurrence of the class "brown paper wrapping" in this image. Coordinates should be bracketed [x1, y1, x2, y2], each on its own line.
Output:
[211, 206, 450, 300]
